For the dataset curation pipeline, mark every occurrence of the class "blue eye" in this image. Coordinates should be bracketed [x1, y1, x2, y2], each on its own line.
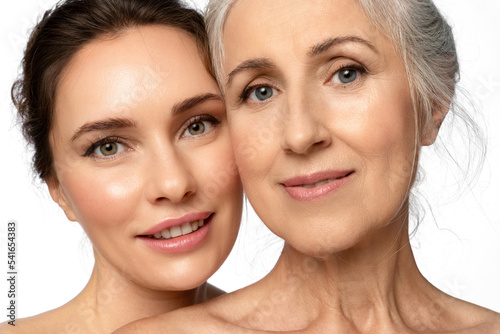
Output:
[94, 142, 126, 157]
[332, 69, 359, 84]
[248, 86, 277, 102]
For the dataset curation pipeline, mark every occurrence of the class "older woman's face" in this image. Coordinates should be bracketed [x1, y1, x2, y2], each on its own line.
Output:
[49, 26, 242, 290]
[223, 0, 419, 255]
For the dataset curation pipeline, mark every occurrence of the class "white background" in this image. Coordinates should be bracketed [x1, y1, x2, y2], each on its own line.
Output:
[1, 0, 499, 320]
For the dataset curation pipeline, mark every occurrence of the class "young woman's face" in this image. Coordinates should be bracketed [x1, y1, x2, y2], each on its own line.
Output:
[49, 26, 243, 290]
[222, 0, 422, 255]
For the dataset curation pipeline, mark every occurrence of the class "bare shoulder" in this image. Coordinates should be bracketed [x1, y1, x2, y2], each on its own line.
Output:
[0, 310, 68, 334]
[114, 291, 264, 334]
[471, 308, 500, 333]
[0, 321, 17, 333]
[452, 300, 500, 333]
[113, 302, 230, 333]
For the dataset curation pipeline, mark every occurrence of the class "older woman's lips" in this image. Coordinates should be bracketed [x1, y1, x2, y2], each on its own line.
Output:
[281, 170, 353, 201]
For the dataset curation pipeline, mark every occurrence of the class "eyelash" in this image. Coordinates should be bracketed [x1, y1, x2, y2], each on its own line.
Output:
[83, 136, 128, 159]
[180, 115, 221, 138]
[82, 115, 221, 159]
[239, 63, 367, 103]
[240, 83, 271, 103]
[330, 63, 367, 85]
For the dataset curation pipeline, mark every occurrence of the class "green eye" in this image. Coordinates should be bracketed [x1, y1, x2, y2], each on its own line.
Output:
[100, 143, 117, 156]
[93, 142, 125, 156]
[181, 116, 219, 138]
[187, 122, 206, 136]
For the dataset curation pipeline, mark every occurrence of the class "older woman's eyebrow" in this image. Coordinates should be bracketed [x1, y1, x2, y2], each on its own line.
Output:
[309, 36, 378, 57]
[226, 58, 274, 87]
[71, 117, 136, 141]
[172, 93, 223, 115]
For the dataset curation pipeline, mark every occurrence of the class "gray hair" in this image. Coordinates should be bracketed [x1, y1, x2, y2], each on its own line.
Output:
[206, 0, 463, 143]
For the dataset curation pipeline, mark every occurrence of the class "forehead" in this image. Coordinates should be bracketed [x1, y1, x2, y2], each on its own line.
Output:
[55, 25, 216, 129]
[223, 0, 387, 65]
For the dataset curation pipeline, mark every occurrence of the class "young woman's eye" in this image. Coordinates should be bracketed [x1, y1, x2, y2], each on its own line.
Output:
[181, 116, 220, 138]
[185, 121, 208, 136]
[83, 137, 127, 158]
[93, 142, 126, 157]
[247, 86, 277, 102]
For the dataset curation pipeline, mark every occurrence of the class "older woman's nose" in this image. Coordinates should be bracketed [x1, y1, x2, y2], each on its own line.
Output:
[280, 94, 331, 155]
[143, 148, 197, 205]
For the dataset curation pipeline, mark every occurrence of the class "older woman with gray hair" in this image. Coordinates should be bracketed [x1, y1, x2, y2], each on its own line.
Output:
[116, 0, 500, 332]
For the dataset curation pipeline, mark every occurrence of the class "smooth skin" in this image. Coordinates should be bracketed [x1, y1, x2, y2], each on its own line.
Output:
[1, 26, 242, 333]
[115, 0, 500, 333]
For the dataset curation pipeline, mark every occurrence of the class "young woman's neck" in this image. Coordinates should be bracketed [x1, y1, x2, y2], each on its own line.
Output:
[68, 253, 207, 333]
[247, 216, 454, 333]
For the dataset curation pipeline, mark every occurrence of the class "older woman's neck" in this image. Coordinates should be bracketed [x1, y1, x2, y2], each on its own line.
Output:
[251, 221, 450, 332]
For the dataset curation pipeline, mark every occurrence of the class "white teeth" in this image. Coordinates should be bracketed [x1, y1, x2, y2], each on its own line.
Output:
[191, 221, 199, 231]
[181, 222, 193, 234]
[160, 229, 171, 239]
[299, 179, 334, 188]
[149, 219, 206, 240]
[170, 226, 182, 238]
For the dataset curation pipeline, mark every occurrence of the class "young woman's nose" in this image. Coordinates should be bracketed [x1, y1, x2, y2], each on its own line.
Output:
[143, 148, 197, 204]
[280, 93, 331, 155]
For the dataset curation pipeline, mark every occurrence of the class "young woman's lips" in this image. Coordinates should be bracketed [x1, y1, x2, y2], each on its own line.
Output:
[137, 212, 213, 253]
[281, 170, 354, 201]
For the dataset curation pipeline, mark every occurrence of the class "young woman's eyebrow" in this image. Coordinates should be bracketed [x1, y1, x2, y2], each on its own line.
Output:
[309, 36, 379, 57]
[226, 58, 274, 87]
[71, 117, 136, 141]
[171, 93, 223, 115]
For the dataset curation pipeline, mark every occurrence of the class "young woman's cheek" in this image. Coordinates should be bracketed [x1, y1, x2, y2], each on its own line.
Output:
[61, 166, 142, 228]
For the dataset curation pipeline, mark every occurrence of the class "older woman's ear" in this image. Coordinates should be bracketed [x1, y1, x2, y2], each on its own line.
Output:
[421, 102, 448, 146]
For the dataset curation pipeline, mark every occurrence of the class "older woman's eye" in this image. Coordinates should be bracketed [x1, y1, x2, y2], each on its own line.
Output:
[248, 86, 277, 102]
[94, 142, 126, 157]
[330, 66, 365, 85]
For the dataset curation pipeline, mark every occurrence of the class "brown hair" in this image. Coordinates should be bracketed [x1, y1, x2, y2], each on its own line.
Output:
[12, 0, 211, 180]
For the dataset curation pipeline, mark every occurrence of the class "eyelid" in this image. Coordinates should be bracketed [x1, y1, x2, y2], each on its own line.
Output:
[83, 136, 130, 160]
[180, 114, 221, 138]
[240, 83, 281, 104]
[326, 62, 367, 86]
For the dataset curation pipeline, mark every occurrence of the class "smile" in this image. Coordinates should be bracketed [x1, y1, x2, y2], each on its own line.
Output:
[137, 211, 214, 253]
[297, 178, 338, 188]
[281, 170, 353, 201]
[147, 219, 207, 240]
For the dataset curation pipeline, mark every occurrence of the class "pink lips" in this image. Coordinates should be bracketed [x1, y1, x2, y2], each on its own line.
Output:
[137, 211, 213, 254]
[142, 211, 212, 236]
[281, 170, 353, 201]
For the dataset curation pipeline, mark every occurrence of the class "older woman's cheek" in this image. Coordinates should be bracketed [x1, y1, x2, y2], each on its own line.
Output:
[61, 168, 142, 227]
